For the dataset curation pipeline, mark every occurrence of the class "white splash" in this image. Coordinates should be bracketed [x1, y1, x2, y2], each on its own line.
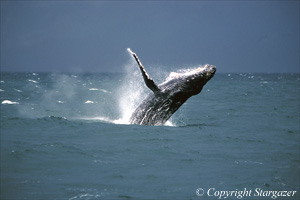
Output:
[80, 116, 129, 125]
[2, 100, 19, 105]
[165, 120, 175, 127]
[89, 88, 99, 91]
[115, 52, 147, 124]
[85, 100, 95, 104]
[80, 49, 180, 126]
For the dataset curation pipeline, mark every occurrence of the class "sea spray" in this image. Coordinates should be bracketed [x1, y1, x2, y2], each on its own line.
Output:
[115, 51, 148, 124]
[17, 73, 118, 120]
[17, 74, 79, 118]
[14, 50, 182, 126]
[115, 49, 177, 126]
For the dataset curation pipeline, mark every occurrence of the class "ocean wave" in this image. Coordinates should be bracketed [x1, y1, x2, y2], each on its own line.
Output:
[37, 116, 68, 121]
[79, 116, 176, 127]
[80, 117, 124, 124]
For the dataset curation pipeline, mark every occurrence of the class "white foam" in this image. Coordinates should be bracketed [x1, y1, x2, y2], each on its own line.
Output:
[89, 88, 110, 93]
[112, 118, 131, 125]
[80, 116, 131, 125]
[14, 89, 23, 92]
[99, 89, 110, 93]
[85, 100, 95, 104]
[0, 89, 4, 92]
[164, 120, 176, 127]
[28, 79, 39, 83]
[80, 116, 117, 124]
[89, 88, 99, 91]
[2, 100, 19, 105]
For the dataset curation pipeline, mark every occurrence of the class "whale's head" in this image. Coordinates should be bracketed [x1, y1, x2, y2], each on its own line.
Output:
[164, 64, 216, 96]
[182, 64, 216, 95]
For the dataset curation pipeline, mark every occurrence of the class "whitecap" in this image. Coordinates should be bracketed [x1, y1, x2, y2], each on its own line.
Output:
[2, 100, 19, 105]
[100, 89, 110, 93]
[89, 88, 99, 91]
[85, 100, 95, 104]
[0, 89, 4, 92]
[69, 193, 101, 200]
[234, 160, 263, 165]
[28, 79, 39, 83]
[89, 88, 110, 93]
[14, 89, 23, 92]
[57, 101, 65, 104]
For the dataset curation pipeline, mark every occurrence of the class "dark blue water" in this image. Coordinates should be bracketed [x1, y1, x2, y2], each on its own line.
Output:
[1, 70, 299, 200]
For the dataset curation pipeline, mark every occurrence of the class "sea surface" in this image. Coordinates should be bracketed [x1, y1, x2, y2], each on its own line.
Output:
[0, 68, 299, 199]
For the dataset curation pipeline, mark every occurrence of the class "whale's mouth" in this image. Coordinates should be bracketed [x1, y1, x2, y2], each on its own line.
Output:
[204, 65, 216, 77]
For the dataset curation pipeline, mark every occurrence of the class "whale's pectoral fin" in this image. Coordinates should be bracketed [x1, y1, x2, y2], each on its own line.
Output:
[128, 49, 160, 94]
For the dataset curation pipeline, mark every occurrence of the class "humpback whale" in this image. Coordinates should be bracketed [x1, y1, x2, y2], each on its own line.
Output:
[128, 49, 216, 126]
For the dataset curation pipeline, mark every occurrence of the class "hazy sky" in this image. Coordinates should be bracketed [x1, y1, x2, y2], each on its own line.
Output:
[1, 1, 299, 73]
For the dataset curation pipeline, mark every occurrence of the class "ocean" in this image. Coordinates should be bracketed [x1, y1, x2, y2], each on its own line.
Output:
[0, 67, 299, 199]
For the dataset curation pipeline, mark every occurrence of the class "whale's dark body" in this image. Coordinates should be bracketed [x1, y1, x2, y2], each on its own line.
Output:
[128, 49, 216, 125]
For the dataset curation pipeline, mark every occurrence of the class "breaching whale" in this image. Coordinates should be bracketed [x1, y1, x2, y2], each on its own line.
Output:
[128, 49, 216, 126]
